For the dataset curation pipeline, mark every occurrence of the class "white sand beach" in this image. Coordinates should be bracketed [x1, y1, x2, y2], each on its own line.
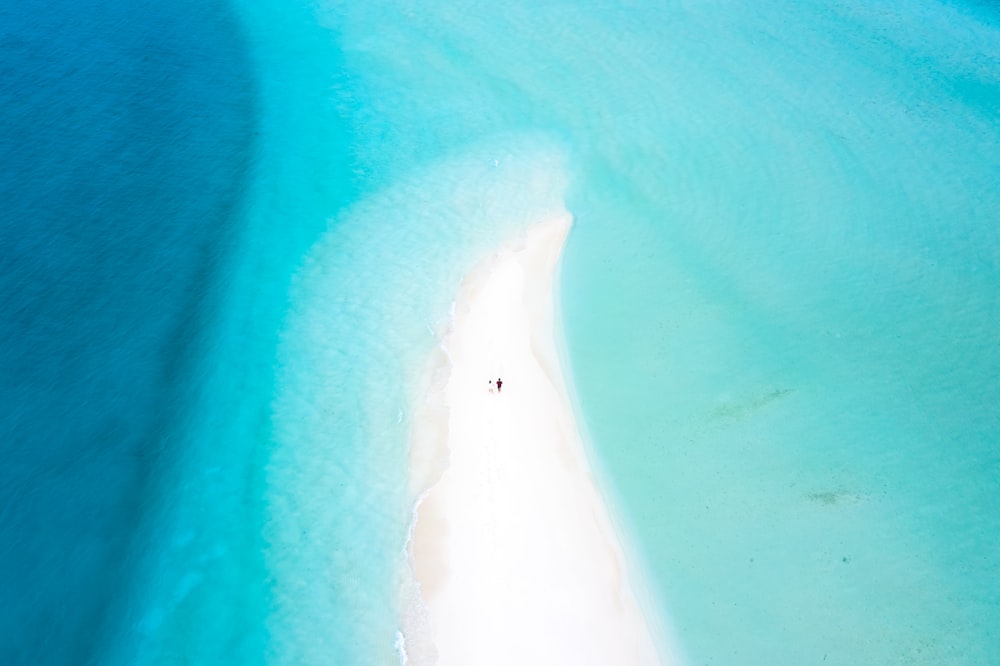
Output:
[405, 215, 668, 665]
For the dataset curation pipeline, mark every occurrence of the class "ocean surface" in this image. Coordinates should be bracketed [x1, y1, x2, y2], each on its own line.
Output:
[1, 0, 998, 664]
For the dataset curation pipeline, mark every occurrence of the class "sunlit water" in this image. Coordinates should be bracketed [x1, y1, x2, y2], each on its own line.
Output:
[3, 0, 997, 664]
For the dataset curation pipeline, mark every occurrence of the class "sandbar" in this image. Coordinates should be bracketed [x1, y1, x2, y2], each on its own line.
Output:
[404, 214, 667, 665]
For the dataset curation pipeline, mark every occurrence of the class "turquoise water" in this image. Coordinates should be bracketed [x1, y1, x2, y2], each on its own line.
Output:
[559, 2, 1000, 664]
[111, 0, 570, 660]
[108, 0, 1000, 663]
[5, 0, 998, 663]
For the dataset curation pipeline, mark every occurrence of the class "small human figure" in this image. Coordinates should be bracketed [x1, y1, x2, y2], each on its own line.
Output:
[496, 377, 503, 393]
[488, 380, 494, 394]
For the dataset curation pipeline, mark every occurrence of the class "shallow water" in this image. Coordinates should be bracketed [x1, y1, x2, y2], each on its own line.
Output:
[3, 0, 998, 663]
[558, 2, 1000, 663]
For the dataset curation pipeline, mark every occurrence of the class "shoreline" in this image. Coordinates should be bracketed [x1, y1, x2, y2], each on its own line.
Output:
[402, 214, 669, 665]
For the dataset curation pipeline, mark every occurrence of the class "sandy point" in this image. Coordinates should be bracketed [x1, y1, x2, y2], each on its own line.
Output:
[402, 214, 674, 666]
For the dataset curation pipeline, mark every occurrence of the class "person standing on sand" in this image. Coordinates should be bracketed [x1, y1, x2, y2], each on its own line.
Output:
[488, 380, 494, 394]
[496, 377, 503, 393]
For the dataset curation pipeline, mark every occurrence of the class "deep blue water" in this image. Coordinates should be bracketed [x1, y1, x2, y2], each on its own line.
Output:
[0, 0, 254, 662]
